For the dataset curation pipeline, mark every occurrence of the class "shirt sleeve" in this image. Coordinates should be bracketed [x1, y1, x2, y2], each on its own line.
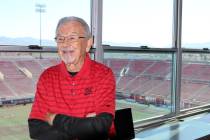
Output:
[95, 68, 116, 116]
[29, 72, 49, 121]
[28, 119, 69, 140]
[53, 112, 113, 140]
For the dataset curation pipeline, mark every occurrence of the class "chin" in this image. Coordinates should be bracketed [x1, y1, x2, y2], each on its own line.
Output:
[65, 60, 75, 65]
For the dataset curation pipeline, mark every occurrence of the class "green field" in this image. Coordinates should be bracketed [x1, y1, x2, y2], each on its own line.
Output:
[0, 104, 31, 140]
[116, 100, 170, 121]
[0, 101, 169, 140]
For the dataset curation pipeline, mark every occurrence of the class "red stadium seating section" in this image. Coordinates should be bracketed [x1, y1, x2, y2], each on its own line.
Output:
[0, 57, 210, 109]
[0, 58, 60, 100]
[105, 58, 210, 108]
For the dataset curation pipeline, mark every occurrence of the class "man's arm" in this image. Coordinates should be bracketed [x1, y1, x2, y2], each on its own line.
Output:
[28, 119, 69, 140]
[51, 112, 113, 140]
[28, 73, 69, 140]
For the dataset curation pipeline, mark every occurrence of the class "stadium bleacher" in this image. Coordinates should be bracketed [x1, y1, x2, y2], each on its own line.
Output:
[0, 58, 60, 103]
[1, 57, 210, 108]
[145, 80, 171, 99]
[195, 85, 210, 103]
[144, 61, 171, 77]
[5, 77, 34, 96]
[128, 60, 154, 76]
[123, 76, 150, 92]
[106, 59, 129, 75]
[105, 58, 210, 108]
[0, 81, 15, 98]
[37, 58, 61, 69]
[182, 63, 210, 81]
[15, 60, 43, 75]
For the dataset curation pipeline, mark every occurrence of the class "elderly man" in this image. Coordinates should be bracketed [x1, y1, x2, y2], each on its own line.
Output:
[28, 16, 116, 140]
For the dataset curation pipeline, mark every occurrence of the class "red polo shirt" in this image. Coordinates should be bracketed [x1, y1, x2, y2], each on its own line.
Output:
[29, 54, 115, 121]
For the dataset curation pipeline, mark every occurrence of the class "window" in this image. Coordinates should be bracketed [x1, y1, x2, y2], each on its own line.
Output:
[181, 52, 210, 109]
[103, 0, 173, 48]
[182, 0, 210, 49]
[181, 0, 210, 110]
[104, 50, 173, 121]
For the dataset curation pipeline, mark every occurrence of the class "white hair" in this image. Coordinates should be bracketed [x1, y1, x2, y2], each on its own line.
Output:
[55, 16, 91, 38]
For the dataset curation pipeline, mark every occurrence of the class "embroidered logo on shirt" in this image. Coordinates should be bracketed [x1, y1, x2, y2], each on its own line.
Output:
[84, 87, 92, 95]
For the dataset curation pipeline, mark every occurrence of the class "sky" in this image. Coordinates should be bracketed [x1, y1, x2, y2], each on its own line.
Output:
[0, 0, 210, 48]
[0, 0, 90, 41]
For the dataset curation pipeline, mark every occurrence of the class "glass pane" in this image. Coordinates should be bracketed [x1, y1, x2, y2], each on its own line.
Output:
[103, 0, 173, 48]
[104, 51, 173, 121]
[181, 52, 210, 109]
[182, 0, 210, 49]
[0, 51, 59, 139]
[0, 0, 90, 46]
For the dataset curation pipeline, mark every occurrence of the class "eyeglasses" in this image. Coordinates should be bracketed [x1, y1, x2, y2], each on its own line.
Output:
[54, 35, 86, 43]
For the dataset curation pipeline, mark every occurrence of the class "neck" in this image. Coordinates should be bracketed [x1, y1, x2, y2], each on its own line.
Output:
[66, 63, 81, 72]
[66, 57, 85, 72]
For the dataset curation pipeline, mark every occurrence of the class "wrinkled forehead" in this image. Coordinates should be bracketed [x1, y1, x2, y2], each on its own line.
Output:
[57, 21, 85, 36]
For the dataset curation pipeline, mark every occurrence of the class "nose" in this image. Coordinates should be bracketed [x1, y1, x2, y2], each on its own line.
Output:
[59, 41, 71, 46]
[58, 43, 74, 48]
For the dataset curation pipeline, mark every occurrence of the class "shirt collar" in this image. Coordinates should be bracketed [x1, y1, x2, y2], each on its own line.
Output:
[59, 53, 91, 80]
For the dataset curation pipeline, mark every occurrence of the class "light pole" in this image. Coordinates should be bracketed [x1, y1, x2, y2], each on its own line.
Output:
[35, 4, 46, 59]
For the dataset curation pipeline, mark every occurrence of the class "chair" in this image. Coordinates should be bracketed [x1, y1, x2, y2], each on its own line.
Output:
[196, 134, 210, 140]
[111, 108, 135, 140]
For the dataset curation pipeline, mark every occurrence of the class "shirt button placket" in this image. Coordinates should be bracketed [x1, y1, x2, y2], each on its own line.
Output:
[71, 81, 75, 95]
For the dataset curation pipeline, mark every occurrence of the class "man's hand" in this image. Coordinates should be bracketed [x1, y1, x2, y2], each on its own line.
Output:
[46, 112, 56, 126]
[46, 112, 96, 125]
[86, 112, 96, 117]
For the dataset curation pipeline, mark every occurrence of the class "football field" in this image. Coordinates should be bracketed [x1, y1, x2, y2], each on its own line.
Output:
[116, 100, 169, 121]
[0, 104, 31, 140]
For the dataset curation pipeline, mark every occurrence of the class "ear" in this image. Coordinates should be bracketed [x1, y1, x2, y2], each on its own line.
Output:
[86, 37, 93, 52]
[57, 47, 61, 57]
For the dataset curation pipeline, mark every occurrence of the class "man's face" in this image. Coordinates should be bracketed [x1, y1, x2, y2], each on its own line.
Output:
[56, 21, 92, 66]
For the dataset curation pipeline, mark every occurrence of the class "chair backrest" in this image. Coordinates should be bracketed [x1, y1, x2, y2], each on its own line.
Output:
[113, 108, 135, 140]
[196, 134, 210, 140]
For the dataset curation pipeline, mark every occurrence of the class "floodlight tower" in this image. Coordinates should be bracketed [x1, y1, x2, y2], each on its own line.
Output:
[35, 4, 46, 47]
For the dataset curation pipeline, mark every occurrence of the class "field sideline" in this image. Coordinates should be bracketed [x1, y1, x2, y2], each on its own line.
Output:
[0, 101, 169, 140]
